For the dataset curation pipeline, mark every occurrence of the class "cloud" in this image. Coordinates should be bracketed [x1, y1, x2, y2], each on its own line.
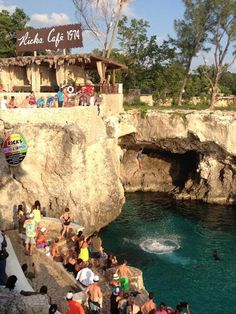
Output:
[30, 12, 70, 27]
[0, 0, 16, 13]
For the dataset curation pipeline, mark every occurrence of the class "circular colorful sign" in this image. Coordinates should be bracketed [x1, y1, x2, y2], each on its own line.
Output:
[2, 133, 28, 166]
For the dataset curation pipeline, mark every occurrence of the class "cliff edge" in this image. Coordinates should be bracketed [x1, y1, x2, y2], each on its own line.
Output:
[0, 107, 124, 232]
[107, 110, 236, 205]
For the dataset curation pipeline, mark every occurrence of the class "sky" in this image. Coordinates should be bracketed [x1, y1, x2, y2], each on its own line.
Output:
[0, 0, 235, 71]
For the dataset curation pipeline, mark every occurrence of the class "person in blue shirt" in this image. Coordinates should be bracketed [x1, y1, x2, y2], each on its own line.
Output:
[36, 97, 45, 108]
[57, 88, 64, 107]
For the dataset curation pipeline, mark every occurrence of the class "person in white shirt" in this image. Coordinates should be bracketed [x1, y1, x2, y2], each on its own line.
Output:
[1, 96, 7, 109]
[76, 266, 95, 287]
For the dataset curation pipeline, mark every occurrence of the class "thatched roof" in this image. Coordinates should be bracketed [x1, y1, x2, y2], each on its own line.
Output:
[0, 54, 126, 70]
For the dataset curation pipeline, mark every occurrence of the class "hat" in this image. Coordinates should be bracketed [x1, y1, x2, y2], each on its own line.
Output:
[66, 292, 73, 300]
[29, 213, 34, 218]
[41, 227, 46, 233]
[113, 273, 119, 280]
[93, 275, 99, 282]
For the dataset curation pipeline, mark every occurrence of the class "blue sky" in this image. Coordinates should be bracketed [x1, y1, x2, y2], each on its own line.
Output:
[0, 0, 235, 71]
[0, 0, 184, 47]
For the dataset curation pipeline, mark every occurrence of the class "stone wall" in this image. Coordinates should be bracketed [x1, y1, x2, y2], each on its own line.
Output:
[101, 93, 124, 115]
[0, 107, 124, 233]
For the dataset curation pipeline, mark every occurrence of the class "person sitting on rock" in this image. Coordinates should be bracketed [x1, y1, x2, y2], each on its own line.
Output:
[21, 263, 36, 282]
[126, 296, 140, 314]
[36, 227, 48, 248]
[51, 238, 62, 262]
[76, 264, 95, 287]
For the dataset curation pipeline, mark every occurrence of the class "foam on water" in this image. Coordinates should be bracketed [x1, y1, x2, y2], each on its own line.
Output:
[139, 237, 180, 255]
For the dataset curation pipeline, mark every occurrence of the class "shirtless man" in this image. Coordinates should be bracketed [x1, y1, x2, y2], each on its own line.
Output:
[141, 292, 157, 314]
[85, 275, 102, 313]
[116, 260, 132, 292]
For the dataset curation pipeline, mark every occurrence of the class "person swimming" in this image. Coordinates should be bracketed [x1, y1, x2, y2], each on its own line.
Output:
[213, 249, 220, 261]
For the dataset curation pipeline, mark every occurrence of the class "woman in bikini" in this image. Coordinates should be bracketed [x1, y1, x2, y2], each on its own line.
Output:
[60, 208, 71, 238]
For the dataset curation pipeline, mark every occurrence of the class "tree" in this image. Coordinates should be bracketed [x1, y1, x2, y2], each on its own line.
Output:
[72, 0, 134, 58]
[202, 0, 236, 108]
[116, 16, 177, 94]
[0, 8, 30, 57]
[172, 0, 211, 106]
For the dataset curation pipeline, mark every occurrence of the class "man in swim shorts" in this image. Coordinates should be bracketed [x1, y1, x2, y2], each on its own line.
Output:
[117, 260, 132, 292]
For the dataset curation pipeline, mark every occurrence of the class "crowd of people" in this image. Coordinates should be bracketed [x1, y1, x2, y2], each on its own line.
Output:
[0, 84, 102, 113]
[0, 200, 191, 314]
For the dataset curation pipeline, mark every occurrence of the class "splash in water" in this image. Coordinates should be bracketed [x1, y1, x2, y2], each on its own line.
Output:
[139, 237, 180, 255]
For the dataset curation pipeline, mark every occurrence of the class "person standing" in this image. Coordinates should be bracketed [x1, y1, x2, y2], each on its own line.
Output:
[85, 275, 103, 314]
[110, 273, 121, 314]
[66, 291, 85, 314]
[136, 148, 143, 170]
[60, 208, 71, 238]
[91, 231, 103, 266]
[63, 86, 69, 107]
[23, 213, 37, 256]
[0, 231, 8, 285]
[1, 96, 7, 109]
[141, 292, 157, 314]
[29, 91, 36, 108]
[32, 200, 41, 225]
[57, 88, 64, 107]
[116, 260, 132, 292]
[17, 204, 25, 234]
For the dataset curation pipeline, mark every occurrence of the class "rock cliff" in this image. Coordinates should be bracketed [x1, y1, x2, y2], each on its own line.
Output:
[0, 107, 124, 232]
[109, 110, 236, 205]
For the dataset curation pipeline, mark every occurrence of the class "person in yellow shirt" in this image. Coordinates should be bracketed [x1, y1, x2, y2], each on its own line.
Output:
[32, 200, 41, 224]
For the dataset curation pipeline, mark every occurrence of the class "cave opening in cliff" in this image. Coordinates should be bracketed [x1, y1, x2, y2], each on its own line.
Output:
[142, 148, 201, 189]
[120, 142, 201, 192]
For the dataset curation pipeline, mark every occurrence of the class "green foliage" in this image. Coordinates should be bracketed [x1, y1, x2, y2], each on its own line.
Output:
[219, 72, 236, 95]
[0, 8, 30, 57]
[123, 99, 151, 118]
[115, 16, 178, 95]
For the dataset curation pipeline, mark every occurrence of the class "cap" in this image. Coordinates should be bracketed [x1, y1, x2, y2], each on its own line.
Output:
[113, 273, 119, 280]
[66, 292, 73, 300]
[93, 275, 99, 282]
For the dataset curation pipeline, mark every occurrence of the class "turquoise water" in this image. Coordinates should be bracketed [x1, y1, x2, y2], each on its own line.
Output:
[101, 193, 236, 314]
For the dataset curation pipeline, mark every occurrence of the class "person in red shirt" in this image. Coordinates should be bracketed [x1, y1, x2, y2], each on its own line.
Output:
[66, 292, 85, 314]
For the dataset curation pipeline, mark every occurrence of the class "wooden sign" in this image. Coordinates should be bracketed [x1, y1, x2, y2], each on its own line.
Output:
[16, 24, 83, 53]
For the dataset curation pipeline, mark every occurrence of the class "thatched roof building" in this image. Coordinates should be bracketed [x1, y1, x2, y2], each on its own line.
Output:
[0, 54, 126, 69]
[0, 54, 126, 92]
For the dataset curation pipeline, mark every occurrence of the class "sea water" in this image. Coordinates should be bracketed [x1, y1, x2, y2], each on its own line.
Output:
[101, 192, 236, 314]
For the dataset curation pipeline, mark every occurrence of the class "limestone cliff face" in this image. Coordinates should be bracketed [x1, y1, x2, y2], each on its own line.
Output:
[0, 108, 124, 232]
[108, 110, 236, 205]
